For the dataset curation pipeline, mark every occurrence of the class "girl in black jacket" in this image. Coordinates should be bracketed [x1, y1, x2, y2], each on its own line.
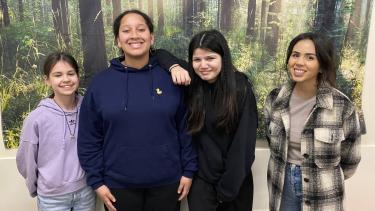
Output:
[157, 29, 258, 211]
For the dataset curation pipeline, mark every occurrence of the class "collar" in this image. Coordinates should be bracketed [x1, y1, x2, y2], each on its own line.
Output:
[272, 81, 333, 111]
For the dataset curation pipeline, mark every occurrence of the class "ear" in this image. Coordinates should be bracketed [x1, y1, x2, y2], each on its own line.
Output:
[117, 37, 122, 48]
[44, 75, 51, 86]
[150, 34, 155, 45]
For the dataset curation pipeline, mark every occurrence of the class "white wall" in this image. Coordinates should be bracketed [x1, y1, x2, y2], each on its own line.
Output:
[1, 3, 375, 210]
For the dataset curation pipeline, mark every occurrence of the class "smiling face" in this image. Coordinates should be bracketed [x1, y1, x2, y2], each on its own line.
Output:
[45, 61, 79, 98]
[288, 39, 320, 87]
[116, 13, 154, 61]
[192, 48, 222, 83]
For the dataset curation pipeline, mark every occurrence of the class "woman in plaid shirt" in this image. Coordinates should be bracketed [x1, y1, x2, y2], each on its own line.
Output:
[264, 32, 364, 211]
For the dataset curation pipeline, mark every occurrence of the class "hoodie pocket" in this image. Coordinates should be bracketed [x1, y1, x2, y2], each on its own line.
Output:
[314, 128, 344, 168]
[109, 144, 181, 185]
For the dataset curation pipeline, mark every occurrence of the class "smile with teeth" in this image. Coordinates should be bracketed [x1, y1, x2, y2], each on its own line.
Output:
[293, 68, 306, 77]
[128, 41, 144, 48]
[60, 84, 74, 88]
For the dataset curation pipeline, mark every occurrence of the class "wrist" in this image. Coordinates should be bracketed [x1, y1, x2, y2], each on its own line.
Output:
[169, 64, 180, 72]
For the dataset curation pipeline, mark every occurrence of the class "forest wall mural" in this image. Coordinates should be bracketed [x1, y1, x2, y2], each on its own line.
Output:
[0, 0, 373, 148]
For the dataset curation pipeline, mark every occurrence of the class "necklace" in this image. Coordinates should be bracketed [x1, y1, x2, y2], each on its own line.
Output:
[53, 97, 78, 140]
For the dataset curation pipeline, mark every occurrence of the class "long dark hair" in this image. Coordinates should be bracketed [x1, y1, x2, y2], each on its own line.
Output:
[43, 52, 79, 97]
[187, 29, 238, 134]
[286, 32, 337, 87]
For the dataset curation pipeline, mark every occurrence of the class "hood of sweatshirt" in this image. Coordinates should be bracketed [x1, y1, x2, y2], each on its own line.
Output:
[36, 95, 83, 115]
[109, 55, 159, 111]
[36, 95, 83, 141]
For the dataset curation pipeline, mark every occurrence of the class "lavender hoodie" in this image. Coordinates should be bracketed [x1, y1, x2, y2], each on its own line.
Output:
[16, 96, 87, 197]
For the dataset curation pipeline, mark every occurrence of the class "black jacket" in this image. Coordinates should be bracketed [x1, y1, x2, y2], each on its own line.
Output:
[155, 49, 258, 202]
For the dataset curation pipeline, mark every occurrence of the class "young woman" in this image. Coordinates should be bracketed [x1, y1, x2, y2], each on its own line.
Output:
[77, 10, 197, 211]
[264, 32, 364, 211]
[157, 29, 258, 211]
[16, 52, 96, 211]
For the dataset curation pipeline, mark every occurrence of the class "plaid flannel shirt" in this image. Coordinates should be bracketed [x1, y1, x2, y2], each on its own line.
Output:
[264, 82, 363, 211]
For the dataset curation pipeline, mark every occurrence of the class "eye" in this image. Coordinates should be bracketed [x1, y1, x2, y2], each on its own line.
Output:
[291, 53, 299, 58]
[138, 28, 146, 32]
[52, 73, 62, 77]
[68, 72, 76, 76]
[192, 58, 201, 62]
[306, 55, 316, 61]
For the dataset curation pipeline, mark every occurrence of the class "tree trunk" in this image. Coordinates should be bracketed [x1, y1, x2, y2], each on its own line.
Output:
[105, 0, 112, 26]
[0, 0, 2, 28]
[112, 0, 121, 21]
[0, 0, 10, 26]
[314, 0, 336, 34]
[246, 0, 256, 40]
[18, 0, 24, 21]
[264, 0, 282, 57]
[40, 0, 45, 23]
[52, 0, 70, 48]
[259, 0, 268, 42]
[220, 0, 234, 32]
[148, 0, 154, 21]
[194, 0, 206, 30]
[79, 0, 108, 87]
[360, 0, 373, 57]
[184, 0, 193, 36]
[31, 0, 37, 22]
[344, 0, 362, 48]
[157, 0, 164, 34]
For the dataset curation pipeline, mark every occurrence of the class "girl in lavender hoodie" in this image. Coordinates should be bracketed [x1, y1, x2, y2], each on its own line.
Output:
[16, 52, 95, 211]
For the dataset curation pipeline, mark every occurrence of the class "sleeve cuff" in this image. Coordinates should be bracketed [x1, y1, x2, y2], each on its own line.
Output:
[91, 181, 105, 191]
[182, 170, 195, 179]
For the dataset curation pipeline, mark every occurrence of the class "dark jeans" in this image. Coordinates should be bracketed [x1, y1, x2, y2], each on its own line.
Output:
[280, 163, 302, 211]
[105, 182, 180, 211]
[188, 173, 253, 211]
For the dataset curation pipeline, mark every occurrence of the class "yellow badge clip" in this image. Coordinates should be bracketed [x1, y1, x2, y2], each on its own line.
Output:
[156, 88, 162, 95]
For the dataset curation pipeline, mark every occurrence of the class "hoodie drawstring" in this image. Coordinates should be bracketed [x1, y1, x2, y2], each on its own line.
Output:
[149, 64, 155, 101]
[124, 66, 129, 111]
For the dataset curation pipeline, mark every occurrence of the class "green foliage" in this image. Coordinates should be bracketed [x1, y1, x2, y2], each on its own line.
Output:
[154, 27, 190, 59]
[338, 45, 365, 109]
[0, 17, 55, 148]
[0, 65, 49, 148]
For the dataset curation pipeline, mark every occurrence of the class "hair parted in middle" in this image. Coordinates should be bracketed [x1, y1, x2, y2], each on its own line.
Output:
[187, 29, 239, 134]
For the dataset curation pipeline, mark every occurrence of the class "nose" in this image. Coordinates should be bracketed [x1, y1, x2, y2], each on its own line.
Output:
[200, 60, 209, 68]
[62, 74, 70, 82]
[129, 29, 138, 38]
[295, 56, 305, 66]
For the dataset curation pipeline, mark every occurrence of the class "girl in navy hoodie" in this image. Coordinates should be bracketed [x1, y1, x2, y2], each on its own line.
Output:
[77, 10, 197, 211]
[16, 52, 96, 211]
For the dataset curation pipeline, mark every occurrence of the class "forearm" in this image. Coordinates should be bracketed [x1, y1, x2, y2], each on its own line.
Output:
[16, 142, 38, 197]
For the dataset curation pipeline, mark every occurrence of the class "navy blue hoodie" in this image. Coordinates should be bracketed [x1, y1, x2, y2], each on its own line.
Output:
[78, 56, 197, 190]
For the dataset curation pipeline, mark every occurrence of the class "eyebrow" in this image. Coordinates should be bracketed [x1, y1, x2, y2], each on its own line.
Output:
[292, 51, 316, 56]
[121, 24, 147, 28]
[193, 53, 218, 57]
